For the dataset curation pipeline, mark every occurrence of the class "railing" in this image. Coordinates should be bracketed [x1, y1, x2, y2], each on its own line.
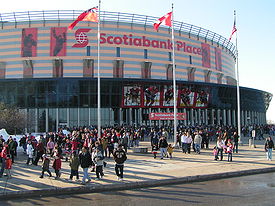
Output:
[0, 10, 237, 57]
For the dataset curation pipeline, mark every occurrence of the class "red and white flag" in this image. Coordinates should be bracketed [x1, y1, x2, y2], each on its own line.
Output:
[68, 7, 98, 30]
[153, 11, 172, 30]
[229, 19, 237, 41]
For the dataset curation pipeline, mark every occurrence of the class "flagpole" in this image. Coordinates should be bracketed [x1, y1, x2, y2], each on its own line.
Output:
[171, 3, 177, 145]
[97, 0, 101, 139]
[234, 10, 242, 144]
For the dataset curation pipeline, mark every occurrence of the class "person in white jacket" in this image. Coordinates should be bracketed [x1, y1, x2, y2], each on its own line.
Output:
[194, 132, 202, 154]
[26, 140, 34, 165]
[92, 147, 104, 180]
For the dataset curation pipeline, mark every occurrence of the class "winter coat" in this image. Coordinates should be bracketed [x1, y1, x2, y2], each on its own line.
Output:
[113, 148, 127, 165]
[5, 158, 12, 169]
[79, 151, 92, 168]
[42, 158, 50, 170]
[52, 158, 62, 170]
[26, 144, 34, 158]
[69, 155, 80, 170]
[194, 134, 202, 145]
[92, 150, 104, 166]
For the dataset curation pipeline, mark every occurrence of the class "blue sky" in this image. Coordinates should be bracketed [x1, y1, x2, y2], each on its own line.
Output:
[1, 0, 274, 122]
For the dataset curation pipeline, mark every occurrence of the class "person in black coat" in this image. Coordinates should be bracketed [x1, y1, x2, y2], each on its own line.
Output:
[265, 136, 274, 161]
[79, 147, 92, 184]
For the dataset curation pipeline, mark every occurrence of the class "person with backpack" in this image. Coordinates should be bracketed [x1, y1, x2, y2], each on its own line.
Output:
[92, 147, 104, 180]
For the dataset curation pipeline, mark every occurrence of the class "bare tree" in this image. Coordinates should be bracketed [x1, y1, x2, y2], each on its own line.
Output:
[0, 102, 26, 134]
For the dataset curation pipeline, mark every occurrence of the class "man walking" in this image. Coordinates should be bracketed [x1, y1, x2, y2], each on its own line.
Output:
[113, 144, 127, 181]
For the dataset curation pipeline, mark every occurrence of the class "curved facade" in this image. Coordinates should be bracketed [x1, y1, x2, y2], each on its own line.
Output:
[0, 10, 272, 132]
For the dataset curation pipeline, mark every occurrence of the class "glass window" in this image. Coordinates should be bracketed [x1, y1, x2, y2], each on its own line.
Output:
[116, 47, 121, 57]
[168, 52, 172, 61]
[144, 49, 148, 59]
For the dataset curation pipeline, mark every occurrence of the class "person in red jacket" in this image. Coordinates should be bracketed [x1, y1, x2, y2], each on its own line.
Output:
[5, 154, 12, 178]
[0, 143, 8, 178]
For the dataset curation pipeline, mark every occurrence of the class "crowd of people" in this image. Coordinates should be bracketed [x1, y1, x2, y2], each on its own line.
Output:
[0, 123, 274, 182]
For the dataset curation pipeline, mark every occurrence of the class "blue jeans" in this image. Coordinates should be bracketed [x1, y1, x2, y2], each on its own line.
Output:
[82, 167, 91, 183]
[160, 148, 167, 159]
[266, 148, 272, 160]
[195, 143, 201, 154]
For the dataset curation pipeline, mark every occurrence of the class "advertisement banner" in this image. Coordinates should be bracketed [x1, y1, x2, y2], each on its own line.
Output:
[143, 85, 161, 107]
[21, 28, 37, 57]
[215, 47, 222, 71]
[194, 88, 210, 108]
[201, 43, 211, 68]
[149, 113, 187, 120]
[162, 85, 175, 107]
[50, 27, 67, 56]
[178, 86, 195, 107]
[122, 85, 142, 107]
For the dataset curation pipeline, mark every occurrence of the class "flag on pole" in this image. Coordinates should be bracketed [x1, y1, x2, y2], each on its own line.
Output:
[153, 11, 172, 30]
[229, 17, 237, 41]
[68, 7, 98, 30]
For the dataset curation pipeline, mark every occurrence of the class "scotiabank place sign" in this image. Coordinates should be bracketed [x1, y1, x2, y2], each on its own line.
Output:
[72, 29, 202, 55]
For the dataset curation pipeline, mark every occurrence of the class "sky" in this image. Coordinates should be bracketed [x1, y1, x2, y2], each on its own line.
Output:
[1, 0, 274, 123]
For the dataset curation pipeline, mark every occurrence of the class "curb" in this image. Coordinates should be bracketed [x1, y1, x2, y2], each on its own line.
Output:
[1, 166, 275, 200]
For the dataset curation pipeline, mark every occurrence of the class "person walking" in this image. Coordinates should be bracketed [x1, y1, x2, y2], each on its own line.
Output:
[158, 136, 168, 159]
[69, 151, 80, 181]
[33, 139, 45, 166]
[216, 136, 225, 161]
[79, 147, 92, 184]
[181, 132, 188, 153]
[194, 132, 202, 154]
[113, 144, 127, 181]
[265, 136, 274, 161]
[40, 154, 52, 178]
[92, 147, 104, 180]
[0, 142, 8, 178]
[26, 140, 34, 165]
[233, 131, 239, 153]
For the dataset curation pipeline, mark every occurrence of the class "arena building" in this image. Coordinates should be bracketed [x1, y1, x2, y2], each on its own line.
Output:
[0, 10, 272, 132]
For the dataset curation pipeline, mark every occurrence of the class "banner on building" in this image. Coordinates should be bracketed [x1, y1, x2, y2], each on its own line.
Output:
[21, 28, 37, 57]
[149, 112, 187, 120]
[122, 85, 142, 107]
[201, 43, 211, 68]
[50, 27, 67, 56]
[143, 85, 161, 107]
[215, 47, 222, 71]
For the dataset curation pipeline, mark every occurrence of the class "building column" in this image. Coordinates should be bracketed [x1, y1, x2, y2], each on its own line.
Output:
[183, 108, 187, 126]
[223, 109, 226, 126]
[232, 109, 236, 126]
[227, 109, 232, 126]
[190, 109, 194, 126]
[77, 108, 80, 127]
[211, 109, 215, 125]
[198, 109, 201, 125]
[129, 108, 132, 126]
[205, 109, 208, 125]
[217, 109, 221, 125]
[67, 108, 70, 127]
[45, 108, 49, 133]
[56, 108, 59, 131]
[35, 108, 38, 133]
[241, 110, 244, 126]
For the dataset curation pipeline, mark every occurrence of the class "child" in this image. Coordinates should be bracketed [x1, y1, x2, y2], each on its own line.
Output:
[167, 144, 174, 159]
[40, 154, 52, 178]
[26, 140, 34, 165]
[227, 140, 233, 162]
[152, 144, 158, 159]
[69, 151, 80, 181]
[52, 154, 62, 179]
[213, 146, 218, 160]
[92, 147, 104, 180]
[5, 154, 12, 178]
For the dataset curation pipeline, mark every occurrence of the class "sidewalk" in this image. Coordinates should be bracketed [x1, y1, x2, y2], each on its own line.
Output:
[0, 136, 275, 199]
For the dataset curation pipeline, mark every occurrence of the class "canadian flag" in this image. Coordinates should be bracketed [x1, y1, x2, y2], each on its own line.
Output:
[153, 12, 172, 30]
